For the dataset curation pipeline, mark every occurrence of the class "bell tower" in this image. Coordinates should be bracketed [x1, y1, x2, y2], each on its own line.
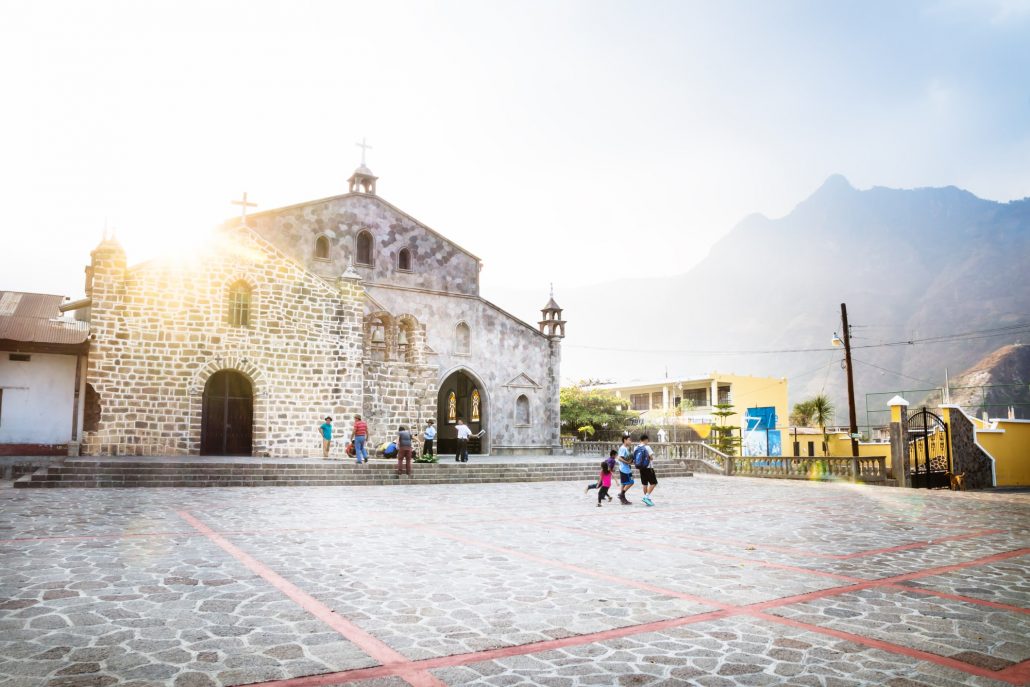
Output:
[538, 285, 566, 338]
[348, 137, 378, 195]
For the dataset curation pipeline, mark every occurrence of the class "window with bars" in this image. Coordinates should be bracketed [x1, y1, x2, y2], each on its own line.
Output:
[630, 393, 649, 411]
[356, 231, 374, 266]
[682, 388, 708, 407]
[228, 282, 252, 327]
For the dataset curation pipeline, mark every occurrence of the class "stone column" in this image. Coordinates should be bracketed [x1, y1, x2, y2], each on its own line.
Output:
[888, 395, 909, 487]
[663, 385, 670, 412]
[548, 337, 563, 454]
[710, 379, 718, 408]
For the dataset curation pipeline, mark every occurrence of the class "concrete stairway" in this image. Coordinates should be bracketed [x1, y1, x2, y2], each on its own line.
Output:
[14, 459, 694, 489]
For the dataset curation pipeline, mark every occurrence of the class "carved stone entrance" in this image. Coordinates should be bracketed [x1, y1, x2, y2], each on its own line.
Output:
[437, 369, 486, 455]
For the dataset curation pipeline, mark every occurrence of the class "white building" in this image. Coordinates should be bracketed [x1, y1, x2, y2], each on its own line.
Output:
[0, 291, 90, 455]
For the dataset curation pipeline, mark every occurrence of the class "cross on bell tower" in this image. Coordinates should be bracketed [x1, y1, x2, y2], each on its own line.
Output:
[538, 283, 566, 338]
[348, 137, 379, 195]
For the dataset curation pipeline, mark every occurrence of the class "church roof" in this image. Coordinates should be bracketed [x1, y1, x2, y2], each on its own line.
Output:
[0, 291, 89, 346]
[544, 297, 562, 311]
[238, 192, 482, 262]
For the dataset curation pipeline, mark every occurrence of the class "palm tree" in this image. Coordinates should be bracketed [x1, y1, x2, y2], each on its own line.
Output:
[789, 400, 815, 427]
[808, 395, 835, 456]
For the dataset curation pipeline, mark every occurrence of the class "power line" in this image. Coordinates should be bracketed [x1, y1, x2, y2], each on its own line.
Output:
[565, 321, 1030, 356]
[850, 357, 941, 387]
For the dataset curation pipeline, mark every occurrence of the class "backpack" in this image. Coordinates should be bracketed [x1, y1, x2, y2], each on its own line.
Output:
[633, 445, 651, 469]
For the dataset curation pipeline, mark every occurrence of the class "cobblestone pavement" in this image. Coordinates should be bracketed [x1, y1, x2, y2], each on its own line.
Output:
[0, 474, 1027, 686]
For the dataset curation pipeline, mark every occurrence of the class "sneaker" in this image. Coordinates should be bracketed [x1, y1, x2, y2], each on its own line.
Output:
[643, 496, 654, 506]
[597, 503, 602, 507]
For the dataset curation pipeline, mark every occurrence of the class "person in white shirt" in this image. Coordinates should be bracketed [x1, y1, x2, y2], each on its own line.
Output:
[423, 420, 437, 458]
[656, 428, 668, 443]
[454, 418, 472, 463]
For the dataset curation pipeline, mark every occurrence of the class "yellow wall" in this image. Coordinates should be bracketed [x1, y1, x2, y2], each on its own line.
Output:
[977, 420, 1030, 487]
[716, 373, 789, 432]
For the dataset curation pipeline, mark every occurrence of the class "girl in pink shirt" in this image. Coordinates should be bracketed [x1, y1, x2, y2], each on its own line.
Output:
[596, 461, 612, 507]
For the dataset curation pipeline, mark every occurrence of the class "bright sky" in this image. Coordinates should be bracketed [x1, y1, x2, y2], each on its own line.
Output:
[1, 0, 1028, 301]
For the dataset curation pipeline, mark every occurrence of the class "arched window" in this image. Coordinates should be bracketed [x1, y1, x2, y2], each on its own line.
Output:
[471, 388, 481, 422]
[228, 281, 252, 327]
[356, 231, 374, 266]
[447, 391, 457, 424]
[455, 321, 471, 356]
[398, 248, 412, 271]
[515, 395, 530, 426]
[314, 236, 331, 260]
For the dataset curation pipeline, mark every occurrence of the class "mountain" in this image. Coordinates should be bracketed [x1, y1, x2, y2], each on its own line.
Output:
[488, 177, 1030, 428]
[947, 344, 1030, 420]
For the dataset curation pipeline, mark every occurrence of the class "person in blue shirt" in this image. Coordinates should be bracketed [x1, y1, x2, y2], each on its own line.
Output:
[616, 434, 635, 505]
[423, 420, 437, 458]
[319, 417, 333, 459]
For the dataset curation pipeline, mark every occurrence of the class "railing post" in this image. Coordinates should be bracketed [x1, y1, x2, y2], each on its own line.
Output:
[851, 458, 859, 483]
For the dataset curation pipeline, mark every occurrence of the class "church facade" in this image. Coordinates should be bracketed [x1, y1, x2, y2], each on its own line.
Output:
[79, 163, 564, 457]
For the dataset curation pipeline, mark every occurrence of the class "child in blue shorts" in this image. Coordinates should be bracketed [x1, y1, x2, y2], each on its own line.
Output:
[616, 434, 635, 505]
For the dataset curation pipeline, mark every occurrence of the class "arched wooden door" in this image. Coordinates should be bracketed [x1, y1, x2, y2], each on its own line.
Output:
[201, 370, 253, 456]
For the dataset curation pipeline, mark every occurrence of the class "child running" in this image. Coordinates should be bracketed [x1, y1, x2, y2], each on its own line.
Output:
[617, 434, 635, 505]
[585, 450, 617, 501]
[595, 460, 612, 507]
[634, 433, 657, 506]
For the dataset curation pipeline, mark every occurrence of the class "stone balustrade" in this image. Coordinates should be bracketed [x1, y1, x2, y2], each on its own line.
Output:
[571, 440, 888, 484]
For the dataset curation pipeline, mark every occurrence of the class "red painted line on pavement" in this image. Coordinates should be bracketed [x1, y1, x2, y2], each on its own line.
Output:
[879, 548, 1030, 584]
[883, 583, 1030, 615]
[832, 529, 1006, 559]
[244, 609, 735, 687]
[177, 511, 445, 687]
[751, 612, 1028, 685]
[997, 659, 1030, 684]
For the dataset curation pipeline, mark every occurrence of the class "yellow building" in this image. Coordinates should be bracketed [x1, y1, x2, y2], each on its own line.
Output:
[585, 373, 788, 432]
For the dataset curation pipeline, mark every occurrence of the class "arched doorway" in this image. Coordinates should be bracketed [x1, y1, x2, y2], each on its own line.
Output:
[437, 369, 486, 455]
[201, 370, 253, 456]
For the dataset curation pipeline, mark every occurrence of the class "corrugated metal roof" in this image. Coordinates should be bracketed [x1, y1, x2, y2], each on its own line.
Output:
[0, 291, 89, 345]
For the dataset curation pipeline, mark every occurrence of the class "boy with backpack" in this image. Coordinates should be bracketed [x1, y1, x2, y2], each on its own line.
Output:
[616, 434, 635, 505]
[634, 434, 657, 507]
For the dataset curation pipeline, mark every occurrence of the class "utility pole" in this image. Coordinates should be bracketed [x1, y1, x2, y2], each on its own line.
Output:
[841, 303, 859, 458]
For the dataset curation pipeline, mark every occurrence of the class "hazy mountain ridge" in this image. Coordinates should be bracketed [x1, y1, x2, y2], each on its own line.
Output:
[488, 177, 1029, 425]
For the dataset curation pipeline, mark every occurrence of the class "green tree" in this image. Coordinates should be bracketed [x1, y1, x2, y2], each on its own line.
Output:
[710, 402, 740, 456]
[789, 400, 815, 427]
[560, 387, 635, 434]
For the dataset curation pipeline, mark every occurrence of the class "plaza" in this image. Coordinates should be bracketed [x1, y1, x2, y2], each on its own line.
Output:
[1, 474, 1028, 686]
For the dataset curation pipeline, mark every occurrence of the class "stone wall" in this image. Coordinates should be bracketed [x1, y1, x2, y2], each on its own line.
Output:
[246, 194, 481, 296]
[944, 405, 995, 489]
[83, 228, 365, 457]
[366, 285, 560, 455]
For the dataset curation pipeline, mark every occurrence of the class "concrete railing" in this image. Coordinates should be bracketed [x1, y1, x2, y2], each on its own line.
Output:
[571, 440, 887, 483]
[730, 455, 888, 483]
[572, 441, 727, 473]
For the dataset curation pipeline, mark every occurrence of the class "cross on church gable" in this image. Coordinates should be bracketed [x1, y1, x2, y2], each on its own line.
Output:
[232, 192, 258, 223]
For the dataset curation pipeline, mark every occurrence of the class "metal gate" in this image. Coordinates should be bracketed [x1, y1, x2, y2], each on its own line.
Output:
[908, 407, 951, 489]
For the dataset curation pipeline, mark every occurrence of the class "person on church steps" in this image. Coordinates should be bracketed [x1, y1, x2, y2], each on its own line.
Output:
[319, 417, 333, 459]
[455, 417, 471, 463]
[617, 434, 635, 505]
[397, 426, 413, 476]
[353, 415, 369, 464]
[422, 420, 436, 458]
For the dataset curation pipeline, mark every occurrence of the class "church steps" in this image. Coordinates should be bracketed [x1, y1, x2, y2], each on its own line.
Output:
[14, 460, 693, 488]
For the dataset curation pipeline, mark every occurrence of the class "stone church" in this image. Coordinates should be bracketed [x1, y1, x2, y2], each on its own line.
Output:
[79, 161, 565, 457]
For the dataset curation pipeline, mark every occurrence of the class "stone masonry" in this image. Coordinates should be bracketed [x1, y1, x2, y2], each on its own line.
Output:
[83, 227, 365, 457]
[81, 164, 563, 456]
